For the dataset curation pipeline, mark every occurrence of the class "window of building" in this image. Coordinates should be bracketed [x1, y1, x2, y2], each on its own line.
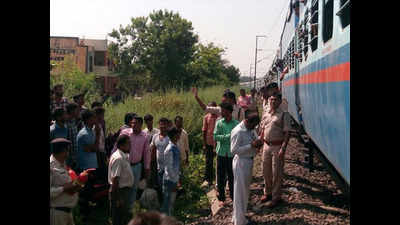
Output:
[89, 56, 93, 72]
[310, 0, 319, 51]
[323, 0, 333, 42]
[94, 51, 106, 66]
[337, 0, 350, 28]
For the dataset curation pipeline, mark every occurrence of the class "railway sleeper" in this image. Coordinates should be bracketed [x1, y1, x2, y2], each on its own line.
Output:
[288, 122, 315, 172]
[289, 116, 350, 196]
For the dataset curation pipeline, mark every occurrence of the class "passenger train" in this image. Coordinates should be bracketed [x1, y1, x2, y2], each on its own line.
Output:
[249, 0, 350, 186]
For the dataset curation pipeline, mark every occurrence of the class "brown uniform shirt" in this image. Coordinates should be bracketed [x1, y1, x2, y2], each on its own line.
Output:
[262, 108, 291, 142]
[50, 155, 78, 208]
[260, 98, 289, 130]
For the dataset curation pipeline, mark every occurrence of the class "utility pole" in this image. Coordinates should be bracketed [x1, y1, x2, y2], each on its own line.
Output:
[254, 35, 267, 89]
[249, 64, 254, 89]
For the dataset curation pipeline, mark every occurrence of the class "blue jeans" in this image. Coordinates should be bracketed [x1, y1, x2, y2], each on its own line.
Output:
[128, 162, 142, 210]
[161, 179, 177, 216]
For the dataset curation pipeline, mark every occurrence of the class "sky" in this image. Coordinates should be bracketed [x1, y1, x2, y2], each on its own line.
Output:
[50, 0, 290, 78]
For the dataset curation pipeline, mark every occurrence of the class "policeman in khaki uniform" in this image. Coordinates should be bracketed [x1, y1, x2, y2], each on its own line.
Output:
[259, 83, 288, 131]
[259, 93, 291, 208]
[50, 138, 81, 225]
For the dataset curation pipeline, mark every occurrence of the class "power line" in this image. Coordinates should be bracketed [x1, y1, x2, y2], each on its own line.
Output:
[267, 2, 289, 38]
[263, 1, 289, 51]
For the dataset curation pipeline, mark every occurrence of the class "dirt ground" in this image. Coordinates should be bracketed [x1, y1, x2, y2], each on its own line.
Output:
[187, 137, 350, 225]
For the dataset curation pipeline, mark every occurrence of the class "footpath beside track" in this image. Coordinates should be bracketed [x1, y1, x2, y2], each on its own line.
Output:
[188, 135, 350, 225]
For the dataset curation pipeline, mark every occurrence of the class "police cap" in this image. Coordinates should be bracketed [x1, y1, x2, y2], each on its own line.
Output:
[51, 138, 71, 154]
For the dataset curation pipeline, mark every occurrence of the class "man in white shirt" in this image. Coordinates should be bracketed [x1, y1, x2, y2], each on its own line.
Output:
[175, 116, 189, 166]
[150, 118, 170, 200]
[108, 135, 134, 225]
[230, 112, 263, 225]
[50, 138, 81, 225]
[143, 114, 160, 144]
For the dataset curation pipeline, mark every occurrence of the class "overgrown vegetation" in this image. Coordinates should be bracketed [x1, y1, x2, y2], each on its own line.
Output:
[70, 85, 241, 224]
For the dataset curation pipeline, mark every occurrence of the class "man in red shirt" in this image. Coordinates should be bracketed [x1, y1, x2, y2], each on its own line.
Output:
[202, 102, 218, 186]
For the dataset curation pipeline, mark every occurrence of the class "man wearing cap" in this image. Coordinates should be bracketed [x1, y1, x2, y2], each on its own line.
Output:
[50, 138, 81, 225]
[259, 93, 291, 207]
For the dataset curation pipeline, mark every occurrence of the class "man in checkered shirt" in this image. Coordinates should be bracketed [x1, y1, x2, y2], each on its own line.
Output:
[51, 84, 69, 113]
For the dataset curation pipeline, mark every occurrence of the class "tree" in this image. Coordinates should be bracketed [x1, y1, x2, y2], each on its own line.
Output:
[187, 43, 240, 88]
[223, 64, 241, 84]
[108, 10, 198, 92]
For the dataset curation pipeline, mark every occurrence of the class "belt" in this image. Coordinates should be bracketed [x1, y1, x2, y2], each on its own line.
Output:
[263, 139, 284, 146]
[241, 156, 254, 160]
[52, 207, 72, 213]
[130, 161, 141, 166]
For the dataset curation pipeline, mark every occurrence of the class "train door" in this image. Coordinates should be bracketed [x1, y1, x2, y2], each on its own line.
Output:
[294, 16, 304, 127]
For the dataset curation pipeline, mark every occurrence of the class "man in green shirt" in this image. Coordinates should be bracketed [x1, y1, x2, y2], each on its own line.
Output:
[213, 102, 239, 206]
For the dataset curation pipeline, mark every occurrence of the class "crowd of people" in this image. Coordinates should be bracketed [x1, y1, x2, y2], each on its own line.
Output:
[49, 82, 291, 225]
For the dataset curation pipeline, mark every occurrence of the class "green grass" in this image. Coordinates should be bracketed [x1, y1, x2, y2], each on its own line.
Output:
[73, 85, 241, 224]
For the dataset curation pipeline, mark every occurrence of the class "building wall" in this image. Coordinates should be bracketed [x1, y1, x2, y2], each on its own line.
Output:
[50, 37, 79, 49]
[75, 46, 88, 73]
[50, 37, 111, 75]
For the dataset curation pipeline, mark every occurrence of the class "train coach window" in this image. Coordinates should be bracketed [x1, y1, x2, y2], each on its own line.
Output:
[323, 0, 333, 43]
[289, 41, 294, 70]
[337, 0, 350, 28]
[310, 0, 319, 51]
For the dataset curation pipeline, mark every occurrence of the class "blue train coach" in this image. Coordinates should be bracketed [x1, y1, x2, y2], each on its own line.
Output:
[275, 0, 350, 185]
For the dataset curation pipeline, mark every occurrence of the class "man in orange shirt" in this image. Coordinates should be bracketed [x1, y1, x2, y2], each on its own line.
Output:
[202, 102, 218, 186]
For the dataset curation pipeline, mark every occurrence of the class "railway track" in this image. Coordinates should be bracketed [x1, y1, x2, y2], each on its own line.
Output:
[188, 118, 350, 225]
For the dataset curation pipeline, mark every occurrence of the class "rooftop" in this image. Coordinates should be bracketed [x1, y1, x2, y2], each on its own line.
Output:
[82, 39, 108, 51]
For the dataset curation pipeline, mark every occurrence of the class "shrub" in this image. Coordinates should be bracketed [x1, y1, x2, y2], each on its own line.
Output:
[50, 55, 102, 106]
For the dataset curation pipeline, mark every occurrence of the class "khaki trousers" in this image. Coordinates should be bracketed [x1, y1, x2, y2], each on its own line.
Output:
[262, 144, 285, 201]
[50, 208, 75, 225]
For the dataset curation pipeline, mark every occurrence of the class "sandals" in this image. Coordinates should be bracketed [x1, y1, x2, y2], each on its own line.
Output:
[260, 194, 272, 203]
[265, 199, 282, 208]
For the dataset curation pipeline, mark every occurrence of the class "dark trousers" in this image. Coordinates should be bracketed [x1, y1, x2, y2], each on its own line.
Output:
[204, 145, 216, 184]
[148, 160, 159, 189]
[97, 152, 107, 169]
[217, 155, 234, 202]
[109, 187, 132, 225]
